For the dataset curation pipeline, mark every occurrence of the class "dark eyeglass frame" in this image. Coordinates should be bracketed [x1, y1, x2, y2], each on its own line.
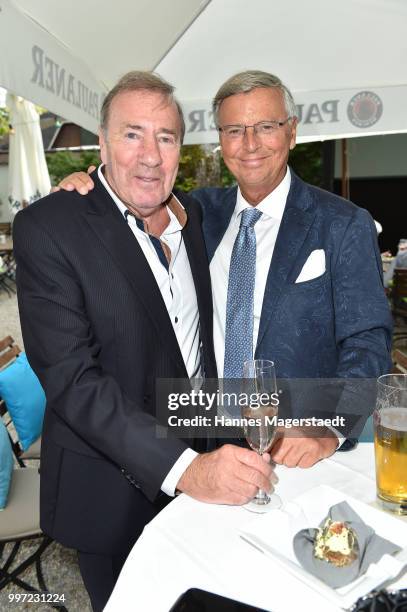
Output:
[217, 118, 292, 138]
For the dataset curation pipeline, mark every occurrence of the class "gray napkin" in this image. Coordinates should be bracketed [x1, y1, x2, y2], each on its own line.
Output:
[293, 501, 401, 588]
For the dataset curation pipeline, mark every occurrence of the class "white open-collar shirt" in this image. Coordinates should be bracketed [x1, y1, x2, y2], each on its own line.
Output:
[210, 167, 291, 377]
[98, 165, 199, 494]
[210, 168, 342, 446]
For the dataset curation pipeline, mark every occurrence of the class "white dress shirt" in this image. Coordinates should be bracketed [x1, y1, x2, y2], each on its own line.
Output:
[98, 166, 198, 495]
[211, 168, 291, 377]
[210, 168, 342, 447]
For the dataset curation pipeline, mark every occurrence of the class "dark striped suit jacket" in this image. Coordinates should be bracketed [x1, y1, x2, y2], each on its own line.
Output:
[14, 171, 217, 554]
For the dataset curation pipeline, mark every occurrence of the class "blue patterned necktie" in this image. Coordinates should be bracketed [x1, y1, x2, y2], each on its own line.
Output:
[223, 207, 263, 378]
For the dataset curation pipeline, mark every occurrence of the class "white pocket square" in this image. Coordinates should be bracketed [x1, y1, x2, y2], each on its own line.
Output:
[295, 249, 325, 283]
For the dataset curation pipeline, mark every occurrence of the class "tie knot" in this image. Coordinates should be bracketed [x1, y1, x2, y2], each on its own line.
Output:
[240, 207, 262, 228]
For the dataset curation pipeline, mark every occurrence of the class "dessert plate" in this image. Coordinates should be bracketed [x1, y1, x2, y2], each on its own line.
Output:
[239, 485, 407, 610]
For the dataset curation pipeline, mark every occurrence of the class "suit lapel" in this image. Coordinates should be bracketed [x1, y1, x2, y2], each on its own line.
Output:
[82, 172, 187, 374]
[180, 196, 212, 348]
[203, 187, 237, 262]
[256, 173, 316, 351]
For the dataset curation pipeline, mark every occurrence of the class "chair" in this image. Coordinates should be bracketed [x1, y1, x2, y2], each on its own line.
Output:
[392, 268, 407, 318]
[0, 223, 11, 236]
[0, 468, 67, 611]
[0, 256, 15, 297]
[0, 337, 41, 466]
[393, 347, 407, 374]
[0, 336, 19, 369]
[0, 224, 15, 295]
[390, 268, 407, 345]
[0, 338, 63, 607]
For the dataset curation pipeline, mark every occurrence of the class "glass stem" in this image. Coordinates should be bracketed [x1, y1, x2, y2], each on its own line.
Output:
[255, 451, 269, 503]
[256, 489, 269, 502]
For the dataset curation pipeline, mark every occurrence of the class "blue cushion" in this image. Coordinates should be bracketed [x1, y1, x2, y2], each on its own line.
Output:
[0, 353, 45, 451]
[0, 419, 13, 509]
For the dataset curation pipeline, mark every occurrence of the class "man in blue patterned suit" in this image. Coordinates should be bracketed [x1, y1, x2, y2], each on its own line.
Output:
[57, 70, 392, 469]
[196, 70, 392, 466]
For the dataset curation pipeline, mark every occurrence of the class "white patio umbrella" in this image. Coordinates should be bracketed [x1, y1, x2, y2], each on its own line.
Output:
[7, 93, 51, 216]
[1, 0, 407, 142]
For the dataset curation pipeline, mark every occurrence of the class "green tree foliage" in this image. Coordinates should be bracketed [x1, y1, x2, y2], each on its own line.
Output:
[289, 142, 323, 187]
[219, 156, 236, 188]
[175, 145, 241, 192]
[175, 145, 226, 192]
[175, 145, 207, 192]
[0, 108, 10, 136]
[46, 150, 100, 186]
[0, 104, 45, 136]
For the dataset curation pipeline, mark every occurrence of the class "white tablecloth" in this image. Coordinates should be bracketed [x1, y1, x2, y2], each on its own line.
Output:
[105, 444, 406, 612]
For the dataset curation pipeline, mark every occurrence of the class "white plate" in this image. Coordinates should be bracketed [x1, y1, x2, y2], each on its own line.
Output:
[240, 485, 407, 610]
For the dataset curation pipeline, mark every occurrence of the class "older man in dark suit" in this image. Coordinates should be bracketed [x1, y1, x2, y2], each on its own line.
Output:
[14, 71, 275, 611]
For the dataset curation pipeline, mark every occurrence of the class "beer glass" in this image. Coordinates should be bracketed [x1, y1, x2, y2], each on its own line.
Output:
[374, 374, 407, 514]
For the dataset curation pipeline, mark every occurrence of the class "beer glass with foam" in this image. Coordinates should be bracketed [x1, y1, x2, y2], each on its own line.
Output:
[374, 374, 407, 514]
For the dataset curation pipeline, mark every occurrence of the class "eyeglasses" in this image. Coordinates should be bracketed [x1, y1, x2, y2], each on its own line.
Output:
[218, 118, 292, 140]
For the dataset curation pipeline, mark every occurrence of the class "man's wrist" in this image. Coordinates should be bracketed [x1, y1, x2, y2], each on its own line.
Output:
[327, 424, 344, 450]
[161, 448, 198, 496]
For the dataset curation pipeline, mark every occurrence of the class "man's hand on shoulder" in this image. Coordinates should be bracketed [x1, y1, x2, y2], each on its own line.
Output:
[176, 444, 277, 505]
[51, 165, 96, 195]
[270, 427, 338, 468]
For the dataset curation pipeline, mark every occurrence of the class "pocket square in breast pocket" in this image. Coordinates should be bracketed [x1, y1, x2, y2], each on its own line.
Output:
[295, 249, 325, 283]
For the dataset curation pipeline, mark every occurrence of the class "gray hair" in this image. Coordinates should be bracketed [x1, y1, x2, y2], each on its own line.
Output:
[100, 70, 185, 142]
[212, 70, 297, 125]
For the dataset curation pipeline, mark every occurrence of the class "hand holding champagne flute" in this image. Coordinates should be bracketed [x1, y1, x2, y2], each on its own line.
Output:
[242, 359, 281, 512]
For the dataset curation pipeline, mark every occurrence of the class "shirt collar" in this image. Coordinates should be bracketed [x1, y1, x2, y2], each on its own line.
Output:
[234, 166, 291, 222]
[97, 164, 187, 235]
[165, 195, 187, 233]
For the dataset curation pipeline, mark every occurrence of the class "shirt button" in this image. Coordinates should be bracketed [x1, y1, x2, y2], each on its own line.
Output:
[175, 316, 178, 323]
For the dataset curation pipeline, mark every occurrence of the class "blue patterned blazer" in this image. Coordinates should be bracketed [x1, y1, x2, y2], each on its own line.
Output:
[193, 170, 392, 431]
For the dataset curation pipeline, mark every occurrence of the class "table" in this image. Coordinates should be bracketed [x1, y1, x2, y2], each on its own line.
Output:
[382, 254, 394, 274]
[0, 237, 13, 253]
[0, 238, 16, 295]
[105, 444, 406, 612]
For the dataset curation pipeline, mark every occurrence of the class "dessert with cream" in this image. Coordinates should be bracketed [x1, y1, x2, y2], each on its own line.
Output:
[314, 518, 358, 567]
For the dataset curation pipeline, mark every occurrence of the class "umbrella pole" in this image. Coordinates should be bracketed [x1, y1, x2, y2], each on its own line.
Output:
[341, 138, 350, 199]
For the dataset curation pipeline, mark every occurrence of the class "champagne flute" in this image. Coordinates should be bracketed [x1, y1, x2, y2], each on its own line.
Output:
[241, 359, 281, 512]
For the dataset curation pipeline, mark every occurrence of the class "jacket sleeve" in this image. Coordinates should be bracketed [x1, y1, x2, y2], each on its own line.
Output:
[13, 208, 188, 501]
[332, 206, 393, 436]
